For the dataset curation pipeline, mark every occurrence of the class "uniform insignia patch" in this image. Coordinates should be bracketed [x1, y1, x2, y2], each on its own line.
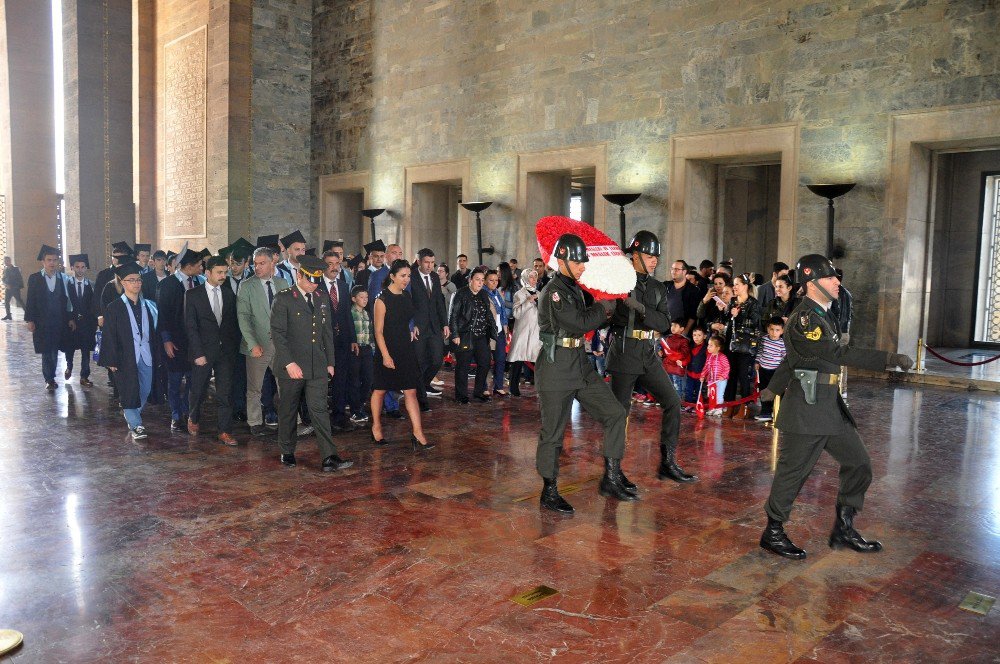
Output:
[552, 292, 560, 302]
[799, 314, 809, 329]
[805, 326, 822, 341]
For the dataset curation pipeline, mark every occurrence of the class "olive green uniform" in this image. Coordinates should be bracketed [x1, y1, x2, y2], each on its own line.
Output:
[535, 273, 625, 479]
[766, 296, 891, 522]
[606, 273, 681, 448]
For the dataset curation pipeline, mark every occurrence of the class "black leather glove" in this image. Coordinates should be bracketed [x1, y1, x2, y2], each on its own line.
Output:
[759, 388, 775, 402]
[598, 298, 617, 314]
[623, 295, 645, 315]
[888, 353, 914, 371]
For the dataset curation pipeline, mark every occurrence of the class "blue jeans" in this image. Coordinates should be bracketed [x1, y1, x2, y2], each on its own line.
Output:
[65, 348, 91, 378]
[492, 333, 507, 390]
[124, 360, 152, 428]
[711, 379, 728, 408]
[669, 373, 685, 396]
[41, 349, 59, 382]
[684, 376, 701, 403]
[167, 370, 191, 421]
[587, 354, 607, 377]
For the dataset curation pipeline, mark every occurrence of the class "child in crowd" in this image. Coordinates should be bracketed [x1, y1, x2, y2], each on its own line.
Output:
[660, 317, 691, 396]
[348, 285, 374, 424]
[684, 327, 707, 411]
[702, 334, 730, 417]
[755, 316, 786, 422]
[587, 327, 608, 377]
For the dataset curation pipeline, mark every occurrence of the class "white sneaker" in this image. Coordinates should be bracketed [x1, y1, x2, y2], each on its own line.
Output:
[431, 379, 445, 386]
[131, 425, 148, 440]
[349, 413, 369, 424]
[707, 409, 722, 417]
[426, 386, 443, 397]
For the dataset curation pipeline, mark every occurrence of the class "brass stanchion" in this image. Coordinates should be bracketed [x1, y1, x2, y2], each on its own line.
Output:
[770, 395, 780, 473]
[916, 337, 925, 373]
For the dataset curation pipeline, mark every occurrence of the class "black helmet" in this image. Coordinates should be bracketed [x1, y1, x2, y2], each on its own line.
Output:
[625, 230, 661, 257]
[553, 234, 589, 263]
[795, 254, 838, 283]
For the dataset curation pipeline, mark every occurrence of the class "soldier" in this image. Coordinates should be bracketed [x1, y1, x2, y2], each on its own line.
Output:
[270, 254, 353, 472]
[535, 233, 632, 515]
[607, 231, 697, 485]
[760, 254, 913, 560]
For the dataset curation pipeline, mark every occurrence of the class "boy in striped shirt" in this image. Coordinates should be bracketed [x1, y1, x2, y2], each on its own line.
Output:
[755, 317, 786, 422]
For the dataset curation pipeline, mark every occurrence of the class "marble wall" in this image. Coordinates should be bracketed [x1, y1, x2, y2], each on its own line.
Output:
[311, 0, 1000, 347]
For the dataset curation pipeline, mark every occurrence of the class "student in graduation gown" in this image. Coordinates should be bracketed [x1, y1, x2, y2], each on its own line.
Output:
[61, 254, 98, 386]
[25, 244, 71, 390]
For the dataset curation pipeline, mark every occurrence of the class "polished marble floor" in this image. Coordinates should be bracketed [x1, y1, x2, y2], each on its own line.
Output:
[1, 320, 999, 663]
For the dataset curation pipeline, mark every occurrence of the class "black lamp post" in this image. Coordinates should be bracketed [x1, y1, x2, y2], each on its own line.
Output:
[361, 208, 386, 243]
[602, 193, 641, 247]
[805, 184, 855, 259]
[460, 201, 494, 266]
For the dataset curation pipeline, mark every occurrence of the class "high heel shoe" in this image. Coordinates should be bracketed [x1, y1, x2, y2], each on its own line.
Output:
[411, 435, 436, 451]
[371, 430, 389, 446]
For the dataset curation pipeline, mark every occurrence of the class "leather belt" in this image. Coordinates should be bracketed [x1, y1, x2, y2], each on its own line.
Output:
[555, 337, 584, 348]
[817, 372, 840, 385]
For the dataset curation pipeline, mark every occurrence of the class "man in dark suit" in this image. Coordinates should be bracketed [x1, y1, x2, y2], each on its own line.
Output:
[271, 255, 353, 472]
[409, 248, 449, 407]
[141, 250, 170, 404]
[25, 244, 71, 390]
[157, 248, 205, 430]
[2, 256, 25, 320]
[450, 253, 471, 290]
[185, 255, 242, 446]
[62, 254, 98, 386]
[320, 248, 356, 431]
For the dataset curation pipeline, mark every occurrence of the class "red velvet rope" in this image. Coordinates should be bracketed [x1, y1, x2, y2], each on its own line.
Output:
[681, 391, 761, 410]
[924, 345, 1000, 367]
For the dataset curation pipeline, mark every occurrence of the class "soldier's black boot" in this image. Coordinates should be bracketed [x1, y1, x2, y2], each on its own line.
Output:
[619, 469, 638, 496]
[657, 443, 698, 483]
[829, 504, 883, 553]
[540, 478, 574, 514]
[759, 516, 806, 560]
[599, 458, 640, 501]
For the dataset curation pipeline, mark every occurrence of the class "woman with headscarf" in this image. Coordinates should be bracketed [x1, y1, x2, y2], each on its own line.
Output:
[507, 268, 542, 396]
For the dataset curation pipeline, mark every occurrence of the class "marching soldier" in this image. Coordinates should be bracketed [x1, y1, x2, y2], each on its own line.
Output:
[607, 230, 696, 485]
[270, 254, 353, 472]
[535, 233, 632, 515]
[760, 254, 913, 560]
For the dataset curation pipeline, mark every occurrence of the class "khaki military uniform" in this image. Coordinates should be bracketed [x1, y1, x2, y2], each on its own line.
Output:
[766, 296, 890, 522]
[535, 273, 625, 479]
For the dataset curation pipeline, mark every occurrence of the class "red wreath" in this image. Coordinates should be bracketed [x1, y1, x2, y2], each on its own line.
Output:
[535, 216, 636, 300]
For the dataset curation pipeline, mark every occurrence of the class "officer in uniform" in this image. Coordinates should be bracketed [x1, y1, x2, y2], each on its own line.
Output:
[535, 233, 633, 514]
[607, 230, 696, 485]
[760, 254, 912, 560]
[270, 254, 353, 473]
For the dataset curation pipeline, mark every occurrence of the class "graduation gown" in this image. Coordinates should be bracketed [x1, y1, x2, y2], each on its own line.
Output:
[62, 279, 98, 352]
[24, 271, 70, 354]
[99, 295, 159, 409]
[157, 273, 199, 372]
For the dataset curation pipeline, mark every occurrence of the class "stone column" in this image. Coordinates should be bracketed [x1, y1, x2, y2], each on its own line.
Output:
[0, 0, 57, 270]
[62, 0, 133, 268]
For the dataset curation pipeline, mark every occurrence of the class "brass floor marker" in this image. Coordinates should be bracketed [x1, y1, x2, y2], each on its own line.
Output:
[958, 591, 995, 616]
[511, 585, 559, 607]
[0, 629, 23, 656]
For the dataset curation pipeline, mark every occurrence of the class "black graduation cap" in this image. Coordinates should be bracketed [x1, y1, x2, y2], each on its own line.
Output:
[256, 234, 280, 251]
[280, 230, 306, 248]
[37, 244, 60, 260]
[198, 247, 212, 259]
[363, 239, 386, 255]
[346, 254, 365, 270]
[304, 247, 317, 257]
[111, 241, 133, 255]
[178, 248, 203, 267]
[218, 243, 235, 260]
[166, 251, 178, 263]
[114, 261, 142, 279]
[228, 237, 255, 261]
[134, 243, 151, 254]
[68, 253, 90, 268]
[322, 239, 345, 253]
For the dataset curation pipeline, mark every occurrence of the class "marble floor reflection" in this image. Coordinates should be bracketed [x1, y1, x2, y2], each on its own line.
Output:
[0, 321, 998, 662]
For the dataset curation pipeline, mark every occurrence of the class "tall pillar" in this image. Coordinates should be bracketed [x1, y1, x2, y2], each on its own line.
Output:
[63, 0, 133, 268]
[0, 0, 57, 270]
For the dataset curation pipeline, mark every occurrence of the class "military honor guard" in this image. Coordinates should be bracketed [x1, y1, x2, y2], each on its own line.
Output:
[760, 254, 913, 560]
[98, 262, 158, 439]
[62, 254, 98, 386]
[270, 254, 354, 472]
[606, 231, 696, 485]
[25, 244, 71, 390]
[157, 247, 205, 430]
[534, 233, 631, 514]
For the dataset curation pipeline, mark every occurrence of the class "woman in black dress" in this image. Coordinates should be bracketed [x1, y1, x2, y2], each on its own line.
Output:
[371, 259, 435, 450]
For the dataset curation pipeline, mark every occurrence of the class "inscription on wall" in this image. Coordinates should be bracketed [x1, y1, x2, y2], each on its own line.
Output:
[163, 26, 206, 239]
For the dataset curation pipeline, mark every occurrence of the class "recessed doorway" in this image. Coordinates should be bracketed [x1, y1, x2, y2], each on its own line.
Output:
[318, 171, 369, 253]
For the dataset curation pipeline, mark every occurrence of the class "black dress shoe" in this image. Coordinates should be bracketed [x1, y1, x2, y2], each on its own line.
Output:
[411, 435, 436, 451]
[540, 478, 574, 514]
[456, 396, 470, 404]
[419, 404, 431, 412]
[619, 470, 639, 497]
[829, 504, 883, 553]
[473, 394, 490, 403]
[46, 381, 57, 391]
[322, 454, 354, 472]
[249, 424, 268, 437]
[760, 517, 807, 560]
[280, 453, 296, 467]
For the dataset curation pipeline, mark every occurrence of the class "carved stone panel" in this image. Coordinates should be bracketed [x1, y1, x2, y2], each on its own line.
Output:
[162, 26, 206, 239]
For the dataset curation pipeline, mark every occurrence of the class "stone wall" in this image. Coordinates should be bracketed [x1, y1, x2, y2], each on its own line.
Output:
[311, 0, 1000, 347]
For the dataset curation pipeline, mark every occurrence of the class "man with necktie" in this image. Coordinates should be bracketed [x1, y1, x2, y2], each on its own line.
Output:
[321, 248, 356, 432]
[409, 248, 449, 406]
[156, 247, 205, 430]
[25, 244, 71, 390]
[62, 254, 98, 386]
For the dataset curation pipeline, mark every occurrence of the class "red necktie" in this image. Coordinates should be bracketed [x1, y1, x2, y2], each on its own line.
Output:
[329, 280, 338, 311]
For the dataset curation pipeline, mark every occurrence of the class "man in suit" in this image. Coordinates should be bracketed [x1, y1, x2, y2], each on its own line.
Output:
[157, 248, 205, 430]
[320, 248, 356, 431]
[2, 256, 25, 320]
[223, 239, 254, 422]
[62, 254, 98, 386]
[323, 240, 353, 290]
[25, 244, 71, 390]
[409, 248, 449, 406]
[270, 255, 353, 472]
[186, 255, 242, 446]
[237, 246, 288, 436]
